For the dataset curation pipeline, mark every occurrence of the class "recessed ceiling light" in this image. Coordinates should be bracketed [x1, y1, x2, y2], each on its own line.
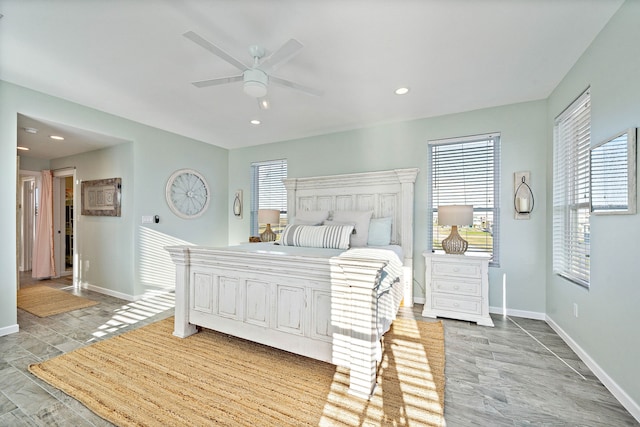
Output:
[17, 146, 30, 151]
[395, 87, 410, 95]
[49, 135, 65, 140]
[250, 119, 261, 125]
[23, 127, 38, 134]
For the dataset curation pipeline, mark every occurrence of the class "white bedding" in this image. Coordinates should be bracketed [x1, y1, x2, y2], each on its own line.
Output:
[229, 241, 404, 260]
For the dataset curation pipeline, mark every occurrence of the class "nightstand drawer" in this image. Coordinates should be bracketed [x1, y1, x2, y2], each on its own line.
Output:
[432, 278, 481, 296]
[432, 261, 481, 279]
[422, 252, 494, 327]
[432, 295, 482, 315]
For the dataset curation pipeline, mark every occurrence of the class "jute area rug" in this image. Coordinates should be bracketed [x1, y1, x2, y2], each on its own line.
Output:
[17, 285, 98, 317]
[29, 316, 445, 427]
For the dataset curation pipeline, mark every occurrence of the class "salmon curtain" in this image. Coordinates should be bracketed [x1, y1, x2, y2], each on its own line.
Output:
[32, 170, 56, 279]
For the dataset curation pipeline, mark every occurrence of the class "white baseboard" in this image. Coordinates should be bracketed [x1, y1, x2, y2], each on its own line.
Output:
[546, 315, 640, 423]
[0, 323, 19, 337]
[413, 300, 545, 321]
[489, 306, 546, 320]
[84, 282, 136, 301]
[83, 282, 174, 302]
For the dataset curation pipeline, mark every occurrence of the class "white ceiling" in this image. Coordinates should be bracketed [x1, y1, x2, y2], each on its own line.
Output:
[1, 0, 624, 159]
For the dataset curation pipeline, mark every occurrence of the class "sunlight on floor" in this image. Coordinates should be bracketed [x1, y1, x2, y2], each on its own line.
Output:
[91, 290, 175, 338]
[319, 318, 445, 426]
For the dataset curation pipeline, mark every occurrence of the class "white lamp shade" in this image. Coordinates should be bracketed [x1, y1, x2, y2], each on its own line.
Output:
[438, 205, 473, 226]
[258, 209, 280, 225]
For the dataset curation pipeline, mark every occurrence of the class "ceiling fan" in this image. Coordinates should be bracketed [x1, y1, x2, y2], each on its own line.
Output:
[183, 31, 323, 106]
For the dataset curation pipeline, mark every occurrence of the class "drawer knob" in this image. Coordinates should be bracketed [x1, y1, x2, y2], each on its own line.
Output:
[453, 285, 459, 290]
[453, 302, 459, 307]
[453, 267, 460, 272]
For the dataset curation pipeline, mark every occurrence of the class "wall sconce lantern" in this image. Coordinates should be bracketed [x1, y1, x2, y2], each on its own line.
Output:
[514, 172, 534, 220]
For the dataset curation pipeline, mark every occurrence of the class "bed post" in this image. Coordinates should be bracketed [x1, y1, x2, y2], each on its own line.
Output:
[331, 256, 388, 399]
[395, 168, 419, 307]
[166, 246, 198, 338]
[283, 177, 298, 221]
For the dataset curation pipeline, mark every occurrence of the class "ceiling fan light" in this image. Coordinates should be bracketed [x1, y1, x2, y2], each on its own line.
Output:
[243, 68, 268, 98]
[258, 98, 270, 110]
[244, 81, 267, 98]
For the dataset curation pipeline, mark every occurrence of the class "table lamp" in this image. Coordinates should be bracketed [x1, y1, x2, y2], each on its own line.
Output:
[258, 209, 280, 242]
[438, 205, 473, 254]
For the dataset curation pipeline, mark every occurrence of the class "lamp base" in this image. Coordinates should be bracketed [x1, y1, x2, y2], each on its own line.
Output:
[260, 224, 277, 242]
[442, 225, 468, 254]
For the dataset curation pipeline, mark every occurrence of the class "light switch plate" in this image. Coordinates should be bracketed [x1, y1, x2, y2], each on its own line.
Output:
[141, 215, 153, 224]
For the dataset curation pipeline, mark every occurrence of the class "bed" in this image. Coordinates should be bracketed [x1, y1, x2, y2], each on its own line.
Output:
[166, 168, 418, 398]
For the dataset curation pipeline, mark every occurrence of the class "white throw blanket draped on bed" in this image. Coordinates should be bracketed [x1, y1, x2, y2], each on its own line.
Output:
[339, 247, 405, 361]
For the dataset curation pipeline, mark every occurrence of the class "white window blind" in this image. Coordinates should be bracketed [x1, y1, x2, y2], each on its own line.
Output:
[553, 89, 591, 288]
[250, 159, 287, 236]
[428, 133, 501, 266]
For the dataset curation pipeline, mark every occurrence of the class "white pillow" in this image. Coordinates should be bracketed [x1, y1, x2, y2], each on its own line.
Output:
[323, 220, 356, 229]
[331, 210, 373, 247]
[367, 217, 393, 246]
[291, 210, 330, 225]
[280, 224, 354, 250]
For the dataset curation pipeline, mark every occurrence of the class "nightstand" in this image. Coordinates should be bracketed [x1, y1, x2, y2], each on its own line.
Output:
[422, 251, 494, 327]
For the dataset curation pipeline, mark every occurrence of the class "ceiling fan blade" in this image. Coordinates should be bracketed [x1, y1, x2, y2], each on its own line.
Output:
[192, 75, 243, 88]
[270, 76, 323, 97]
[259, 39, 303, 73]
[183, 31, 247, 71]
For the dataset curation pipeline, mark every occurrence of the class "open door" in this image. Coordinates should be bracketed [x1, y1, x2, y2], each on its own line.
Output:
[19, 177, 36, 273]
[53, 169, 75, 278]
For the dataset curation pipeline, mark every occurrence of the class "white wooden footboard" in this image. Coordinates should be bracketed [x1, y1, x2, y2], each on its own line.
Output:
[166, 245, 393, 398]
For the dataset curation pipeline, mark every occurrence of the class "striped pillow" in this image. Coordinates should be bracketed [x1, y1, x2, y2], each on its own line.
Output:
[280, 224, 354, 249]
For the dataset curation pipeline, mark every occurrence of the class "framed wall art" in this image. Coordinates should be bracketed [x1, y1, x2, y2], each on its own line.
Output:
[81, 177, 122, 216]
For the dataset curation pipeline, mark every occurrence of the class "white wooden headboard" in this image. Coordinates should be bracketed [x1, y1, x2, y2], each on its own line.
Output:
[283, 168, 419, 305]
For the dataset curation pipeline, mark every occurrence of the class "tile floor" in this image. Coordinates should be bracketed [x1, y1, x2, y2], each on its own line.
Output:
[1, 275, 638, 426]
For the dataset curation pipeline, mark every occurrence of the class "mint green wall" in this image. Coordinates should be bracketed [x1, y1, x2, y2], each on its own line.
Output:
[0, 81, 229, 333]
[50, 144, 135, 297]
[229, 100, 548, 316]
[546, 0, 640, 408]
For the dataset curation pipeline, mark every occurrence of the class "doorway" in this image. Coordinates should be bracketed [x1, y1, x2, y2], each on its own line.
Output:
[18, 173, 38, 274]
[53, 169, 75, 278]
[18, 168, 76, 285]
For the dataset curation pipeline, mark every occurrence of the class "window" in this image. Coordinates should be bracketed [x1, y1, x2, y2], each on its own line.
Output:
[428, 133, 501, 266]
[553, 89, 591, 288]
[250, 159, 287, 236]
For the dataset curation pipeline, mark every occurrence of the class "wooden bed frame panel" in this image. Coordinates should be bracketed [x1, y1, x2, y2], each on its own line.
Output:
[167, 168, 418, 398]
